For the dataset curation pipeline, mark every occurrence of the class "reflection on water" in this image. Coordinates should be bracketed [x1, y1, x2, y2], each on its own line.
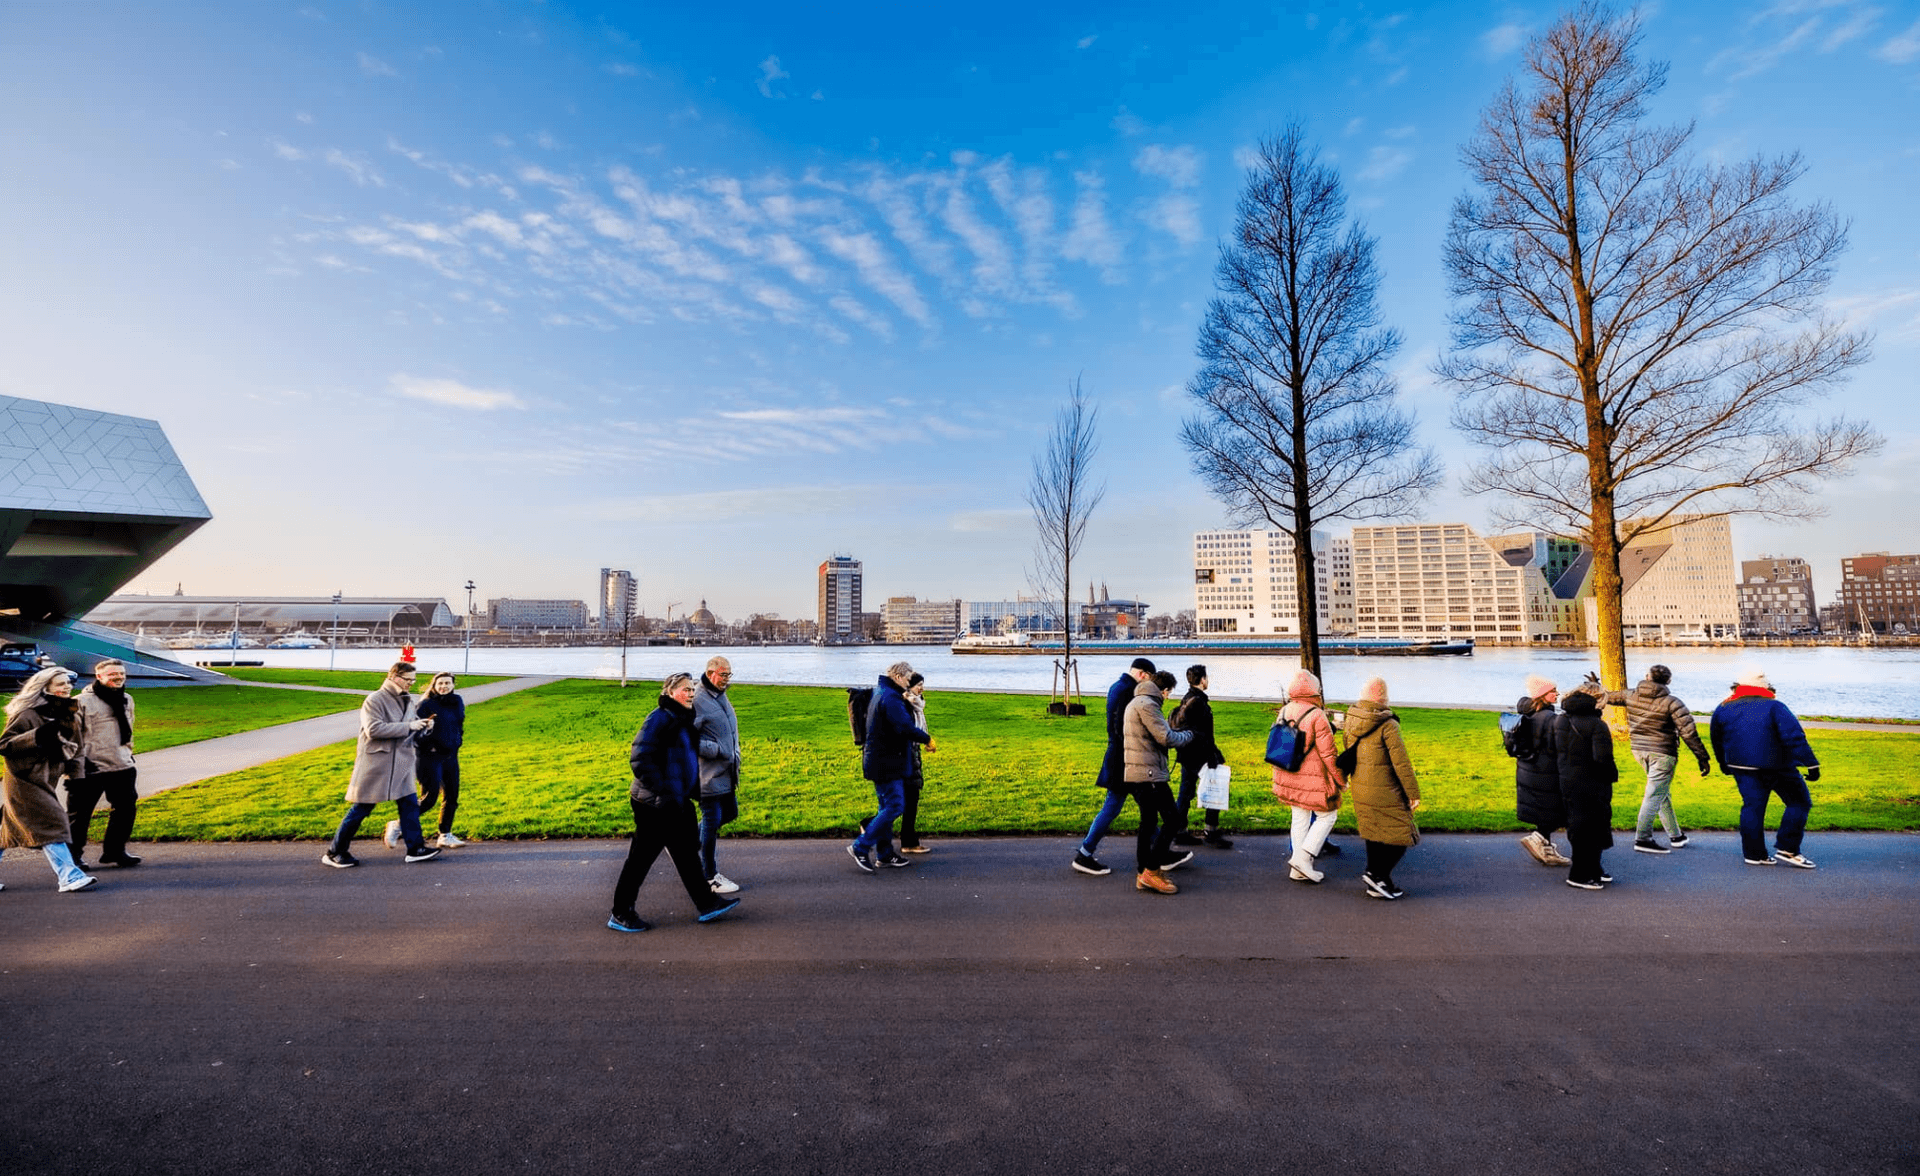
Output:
[236, 643, 1920, 720]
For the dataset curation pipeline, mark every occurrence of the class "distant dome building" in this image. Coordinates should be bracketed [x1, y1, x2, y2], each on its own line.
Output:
[687, 600, 720, 631]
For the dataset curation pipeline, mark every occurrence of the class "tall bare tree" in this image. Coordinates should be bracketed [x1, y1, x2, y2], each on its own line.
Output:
[1183, 125, 1441, 677]
[1443, 4, 1880, 691]
[1027, 379, 1104, 713]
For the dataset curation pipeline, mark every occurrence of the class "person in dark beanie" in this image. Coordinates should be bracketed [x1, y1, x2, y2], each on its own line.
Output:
[1555, 679, 1618, 891]
[393, 670, 467, 850]
[1071, 657, 1156, 876]
[68, 659, 143, 867]
[1170, 664, 1232, 849]
[609, 673, 742, 931]
[1710, 668, 1820, 869]
[1604, 664, 1710, 854]
[898, 671, 933, 853]
[849, 661, 934, 872]
[323, 662, 442, 868]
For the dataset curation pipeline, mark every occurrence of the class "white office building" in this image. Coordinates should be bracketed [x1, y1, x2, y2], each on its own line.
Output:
[1192, 528, 1349, 636]
[1351, 523, 1589, 644]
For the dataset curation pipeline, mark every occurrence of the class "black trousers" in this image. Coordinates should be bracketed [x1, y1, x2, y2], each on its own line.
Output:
[1364, 840, 1408, 883]
[1127, 778, 1181, 873]
[611, 798, 715, 916]
[415, 751, 461, 833]
[899, 771, 924, 847]
[66, 767, 138, 858]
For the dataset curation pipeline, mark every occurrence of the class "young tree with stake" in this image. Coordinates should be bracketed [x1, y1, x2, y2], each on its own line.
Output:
[1028, 379, 1104, 714]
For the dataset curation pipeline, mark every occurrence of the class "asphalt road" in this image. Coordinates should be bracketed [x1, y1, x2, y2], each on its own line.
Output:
[4, 832, 1915, 1175]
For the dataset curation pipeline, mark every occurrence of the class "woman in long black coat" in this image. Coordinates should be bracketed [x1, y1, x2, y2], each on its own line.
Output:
[1514, 676, 1570, 868]
[1555, 683, 1618, 890]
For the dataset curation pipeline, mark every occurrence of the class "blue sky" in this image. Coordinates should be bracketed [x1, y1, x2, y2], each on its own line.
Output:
[3, 1, 1916, 621]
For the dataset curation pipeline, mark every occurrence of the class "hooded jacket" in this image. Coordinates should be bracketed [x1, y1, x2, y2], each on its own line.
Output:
[1554, 689, 1618, 848]
[1604, 680, 1709, 764]
[1342, 699, 1420, 846]
[1513, 695, 1565, 829]
[1122, 679, 1192, 784]
[1268, 700, 1345, 813]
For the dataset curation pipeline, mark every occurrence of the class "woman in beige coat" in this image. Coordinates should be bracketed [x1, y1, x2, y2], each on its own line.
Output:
[321, 662, 442, 868]
[1269, 668, 1346, 884]
[1342, 677, 1422, 900]
[0, 665, 98, 892]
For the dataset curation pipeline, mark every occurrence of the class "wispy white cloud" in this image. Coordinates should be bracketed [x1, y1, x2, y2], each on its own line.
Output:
[604, 62, 641, 77]
[1077, 33, 1098, 50]
[357, 51, 396, 77]
[1878, 17, 1920, 61]
[323, 148, 384, 187]
[392, 374, 525, 410]
[1060, 170, 1123, 279]
[819, 229, 933, 327]
[1110, 107, 1147, 137]
[590, 484, 872, 522]
[271, 140, 306, 161]
[1133, 144, 1202, 188]
[1357, 145, 1413, 181]
[757, 54, 790, 98]
[1142, 195, 1202, 246]
[1481, 21, 1528, 58]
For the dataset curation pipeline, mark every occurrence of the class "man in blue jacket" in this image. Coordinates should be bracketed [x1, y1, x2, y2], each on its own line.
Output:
[848, 662, 934, 873]
[1709, 668, 1821, 869]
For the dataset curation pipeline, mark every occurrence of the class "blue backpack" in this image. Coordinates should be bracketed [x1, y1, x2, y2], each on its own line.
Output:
[1265, 706, 1319, 771]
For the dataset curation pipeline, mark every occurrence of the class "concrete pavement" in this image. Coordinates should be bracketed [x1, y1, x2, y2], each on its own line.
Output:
[3, 831, 1914, 1175]
[128, 676, 560, 797]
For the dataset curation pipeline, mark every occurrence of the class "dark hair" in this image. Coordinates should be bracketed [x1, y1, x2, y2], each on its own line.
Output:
[1186, 664, 1207, 686]
[1130, 657, 1157, 673]
[389, 661, 417, 676]
[1648, 664, 1672, 685]
[908, 672, 924, 687]
[1153, 670, 1178, 691]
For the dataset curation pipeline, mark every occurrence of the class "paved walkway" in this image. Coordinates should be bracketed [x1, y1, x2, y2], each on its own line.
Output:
[3, 832, 1914, 1175]
[129, 675, 559, 796]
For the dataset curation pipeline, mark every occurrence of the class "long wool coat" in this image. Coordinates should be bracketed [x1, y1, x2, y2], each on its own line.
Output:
[1, 699, 84, 848]
[1269, 701, 1345, 813]
[344, 683, 422, 804]
[1342, 699, 1421, 847]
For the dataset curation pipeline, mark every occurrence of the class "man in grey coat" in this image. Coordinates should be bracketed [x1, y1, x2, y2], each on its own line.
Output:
[322, 662, 442, 868]
[693, 655, 742, 894]
[1605, 665, 1711, 854]
[68, 658, 143, 868]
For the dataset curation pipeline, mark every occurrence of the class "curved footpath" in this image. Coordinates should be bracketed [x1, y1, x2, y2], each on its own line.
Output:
[2, 832, 1914, 1175]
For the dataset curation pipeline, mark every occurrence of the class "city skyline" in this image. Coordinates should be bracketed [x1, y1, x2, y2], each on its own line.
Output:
[6, 2, 1917, 618]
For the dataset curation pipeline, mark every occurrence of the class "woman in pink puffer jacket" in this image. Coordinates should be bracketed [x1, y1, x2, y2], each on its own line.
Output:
[1269, 669, 1346, 883]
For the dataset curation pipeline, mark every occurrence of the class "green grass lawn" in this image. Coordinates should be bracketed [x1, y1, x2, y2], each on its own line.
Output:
[131, 685, 364, 753]
[216, 667, 514, 690]
[120, 679, 1920, 842]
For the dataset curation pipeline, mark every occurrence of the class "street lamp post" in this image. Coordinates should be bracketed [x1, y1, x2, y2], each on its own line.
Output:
[330, 592, 342, 671]
[464, 580, 476, 675]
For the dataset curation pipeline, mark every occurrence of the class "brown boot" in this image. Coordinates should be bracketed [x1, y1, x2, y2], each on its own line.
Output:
[1136, 868, 1177, 895]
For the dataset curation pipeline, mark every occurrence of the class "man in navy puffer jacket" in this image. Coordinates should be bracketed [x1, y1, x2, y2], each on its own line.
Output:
[1709, 667, 1820, 869]
[849, 662, 934, 873]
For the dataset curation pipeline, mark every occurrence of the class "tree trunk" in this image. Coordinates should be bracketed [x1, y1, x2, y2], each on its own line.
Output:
[1292, 506, 1322, 679]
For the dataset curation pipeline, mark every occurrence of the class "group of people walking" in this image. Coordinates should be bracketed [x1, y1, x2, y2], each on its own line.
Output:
[4, 651, 1827, 927]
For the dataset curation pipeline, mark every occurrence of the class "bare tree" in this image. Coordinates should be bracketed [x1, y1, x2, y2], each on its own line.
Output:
[1443, 4, 1880, 691]
[1027, 379, 1105, 714]
[1182, 125, 1441, 677]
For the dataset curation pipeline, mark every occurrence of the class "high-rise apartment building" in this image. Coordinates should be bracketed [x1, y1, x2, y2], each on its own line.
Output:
[598, 568, 636, 632]
[1192, 529, 1347, 636]
[817, 555, 863, 643]
[1351, 524, 1587, 644]
[1738, 556, 1818, 634]
[881, 596, 962, 643]
[1598, 514, 1740, 640]
[1837, 551, 1920, 635]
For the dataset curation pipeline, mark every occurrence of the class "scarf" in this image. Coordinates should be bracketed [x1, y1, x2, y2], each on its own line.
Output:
[1724, 684, 1776, 704]
[92, 683, 133, 744]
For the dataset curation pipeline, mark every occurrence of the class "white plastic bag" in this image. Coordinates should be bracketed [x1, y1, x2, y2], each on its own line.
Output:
[1196, 763, 1232, 811]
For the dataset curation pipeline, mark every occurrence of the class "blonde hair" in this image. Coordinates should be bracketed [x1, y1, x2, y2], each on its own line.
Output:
[661, 672, 697, 698]
[5, 666, 74, 721]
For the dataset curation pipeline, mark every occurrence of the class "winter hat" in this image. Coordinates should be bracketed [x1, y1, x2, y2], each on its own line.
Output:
[1735, 667, 1772, 691]
[1130, 657, 1158, 674]
[1287, 669, 1323, 699]
[1358, 676, 1389, 704]
[1524, 674, 1557, 700]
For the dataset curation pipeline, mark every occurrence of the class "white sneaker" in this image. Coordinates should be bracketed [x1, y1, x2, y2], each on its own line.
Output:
[60, 874, 99, 893]
[436, 832, 466, 848]
[708, 873, 741, 894]
[1520, 831, 1551, 865]
[1288, 849, 1325, 883]
[383, 819, 402, 849]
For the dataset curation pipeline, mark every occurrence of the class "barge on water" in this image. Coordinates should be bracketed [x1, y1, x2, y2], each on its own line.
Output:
[952, 635, 1474, 657]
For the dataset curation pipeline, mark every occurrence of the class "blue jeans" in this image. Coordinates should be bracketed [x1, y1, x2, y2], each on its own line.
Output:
[1080, 788, 1128, 855]
[1634, 752, 1681, 840]
[699, 792, 738, 880]
[855, 779, 906, 858]
[0, 842, 90, 888]
[1734, 769, 1811, 860]
[331, 793, 425, 855]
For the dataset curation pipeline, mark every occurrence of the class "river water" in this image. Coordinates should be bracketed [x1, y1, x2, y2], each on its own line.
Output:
[232, 643, 1920, 720]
